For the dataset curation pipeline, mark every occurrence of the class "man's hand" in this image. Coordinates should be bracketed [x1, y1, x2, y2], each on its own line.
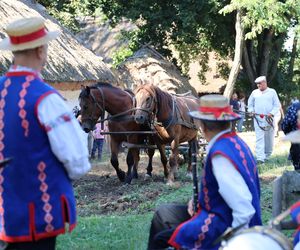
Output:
[267, 113, 274, 118]
[248, 112, 254, 117]
[187, 199, 194, 217]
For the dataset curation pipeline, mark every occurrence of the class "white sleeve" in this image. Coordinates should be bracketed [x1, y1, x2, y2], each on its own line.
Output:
[212, 154, 255, 228]
[247, 92, 254, 113]
[270, 90, 280, 116]
[37, 93, 91, 180]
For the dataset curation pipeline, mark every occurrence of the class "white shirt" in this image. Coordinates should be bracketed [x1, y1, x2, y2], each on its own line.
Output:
[247, 88, 280, 124]
[207, 130, 255, 228]
[37, 93, 91, 180]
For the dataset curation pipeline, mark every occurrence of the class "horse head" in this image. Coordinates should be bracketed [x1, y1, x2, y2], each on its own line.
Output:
[79, 85, 105, 133]
[134, 84, 157, 125]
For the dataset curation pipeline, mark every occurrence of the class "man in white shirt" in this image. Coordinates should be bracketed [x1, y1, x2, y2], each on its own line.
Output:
[0, 17, 91, 249]
[147, 95, 261, 250]
[248, 76, 280, 164]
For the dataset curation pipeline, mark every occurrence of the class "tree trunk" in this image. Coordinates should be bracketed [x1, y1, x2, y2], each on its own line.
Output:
[269, 35, 285, 82]
[288, 34, 298, 81]
[224, 10, 244, 99]
[259, 29, 273, 77]
[242, 44, 256, 88]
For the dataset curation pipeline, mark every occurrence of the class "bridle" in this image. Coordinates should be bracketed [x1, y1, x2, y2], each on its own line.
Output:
[81, 87, 106, 127]
[134, 86, 158, 126]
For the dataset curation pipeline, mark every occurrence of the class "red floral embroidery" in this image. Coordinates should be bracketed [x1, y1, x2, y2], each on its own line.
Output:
[201, 169, 211, 211]
[37, 161, 54, 233]
[194, 214, 215, 249]
[18, 76, 34, 137]
[229, 137, 254, 183]
[0, 78, 12, 234]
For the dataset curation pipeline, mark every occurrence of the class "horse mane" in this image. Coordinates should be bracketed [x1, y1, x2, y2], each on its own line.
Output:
[124, 88, 134, 97]
[79, 82, 121, 99]
[151, 85, 173, 108]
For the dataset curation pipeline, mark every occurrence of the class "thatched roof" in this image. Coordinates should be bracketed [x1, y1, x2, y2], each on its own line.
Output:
[0, 0, 118, 84]
[117, 46, 197, 95]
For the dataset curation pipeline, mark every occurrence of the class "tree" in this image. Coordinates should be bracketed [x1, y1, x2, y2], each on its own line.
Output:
[40, 0, 300, 94]
[97, 0, 236, 76]
[222, 0, 300, 88]
[223, 10, 245, 98]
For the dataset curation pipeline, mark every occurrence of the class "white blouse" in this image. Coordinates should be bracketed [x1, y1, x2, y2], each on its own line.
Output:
[37, 93, 91, 180]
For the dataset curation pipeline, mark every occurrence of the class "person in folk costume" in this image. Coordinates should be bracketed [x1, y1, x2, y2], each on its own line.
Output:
[282, 104, 300, 170]
[147, 95, 262, 250]
[0, 17, 91, 249]
[247, 76, 280, 164]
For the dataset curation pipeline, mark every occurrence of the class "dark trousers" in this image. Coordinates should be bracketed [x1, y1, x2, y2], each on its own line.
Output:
[7, 236, 56, 250]
[91, 138, 104, 160]
[290, 143, 300, 170]
[148, 204, 190, 250]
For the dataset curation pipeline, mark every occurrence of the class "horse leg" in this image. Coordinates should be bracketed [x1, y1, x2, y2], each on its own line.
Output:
[125, 148, 140, 184]
[157, 144, 168, 178]
[168, 139, 179, 185]
[186, 139, 197, 179]
[110, 139, 126, 182]
[146, 148, 155, 178]
[132, 148, 140, 179]
[125, 149, 134, 183]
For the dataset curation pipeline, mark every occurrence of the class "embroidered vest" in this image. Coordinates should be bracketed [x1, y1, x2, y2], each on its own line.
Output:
[0, 72, 76, 242]
[169, 132, 262, 249]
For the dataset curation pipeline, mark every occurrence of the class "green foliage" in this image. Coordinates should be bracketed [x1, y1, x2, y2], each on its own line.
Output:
[220, 0, 300, 40]
[97, 0, 235, 78]
[37, 0, 99, 33]
[112, 47, 134, 68]
[111, 30, 140, 67]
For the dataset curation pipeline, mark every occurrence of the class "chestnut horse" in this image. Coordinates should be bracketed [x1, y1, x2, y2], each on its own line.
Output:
[79, 83, 168, 184]
[134, 84, 201, 184]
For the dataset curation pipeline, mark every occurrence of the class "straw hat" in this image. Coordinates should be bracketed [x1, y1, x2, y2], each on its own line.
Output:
[0, 17, 59, 51]
[189, 94, 241, 121]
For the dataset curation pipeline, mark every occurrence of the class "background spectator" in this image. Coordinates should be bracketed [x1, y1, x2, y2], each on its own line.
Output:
[237, 93, 246, 132]
[91, 122, 107, 160]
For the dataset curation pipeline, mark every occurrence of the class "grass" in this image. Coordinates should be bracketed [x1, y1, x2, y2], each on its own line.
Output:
[57, 132, 295, 249]
[57, 214, 152, 250]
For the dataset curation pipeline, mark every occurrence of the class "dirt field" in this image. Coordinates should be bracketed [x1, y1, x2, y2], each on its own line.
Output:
[73, 152, 190, 216]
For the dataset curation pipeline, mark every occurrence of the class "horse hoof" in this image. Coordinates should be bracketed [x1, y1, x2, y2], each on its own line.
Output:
[144, 174, 152, 180]
[125, 175, 133, 184]
[186, 172, 193, 179]
[117, 171, 126, 182]
[166, 181, 180, 188]
[166, 181, 174, 186]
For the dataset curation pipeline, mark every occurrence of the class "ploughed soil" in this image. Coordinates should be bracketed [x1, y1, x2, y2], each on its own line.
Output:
[73, 152, 187, 217]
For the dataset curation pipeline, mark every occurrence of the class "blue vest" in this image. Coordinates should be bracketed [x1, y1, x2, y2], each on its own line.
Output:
[169, 132, 262, 249]
[0, 72, 76, 242]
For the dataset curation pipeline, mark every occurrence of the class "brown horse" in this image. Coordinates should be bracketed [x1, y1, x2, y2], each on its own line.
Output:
[79, 83, 168, 184]
[134, 84, 201, 184]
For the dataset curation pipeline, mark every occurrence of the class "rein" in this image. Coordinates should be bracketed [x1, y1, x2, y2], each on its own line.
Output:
[234, 109, 274, 131]
[87, 86, 138, 124]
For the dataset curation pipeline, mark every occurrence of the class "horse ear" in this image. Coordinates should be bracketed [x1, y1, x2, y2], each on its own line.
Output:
[85, 86, 90, 95]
